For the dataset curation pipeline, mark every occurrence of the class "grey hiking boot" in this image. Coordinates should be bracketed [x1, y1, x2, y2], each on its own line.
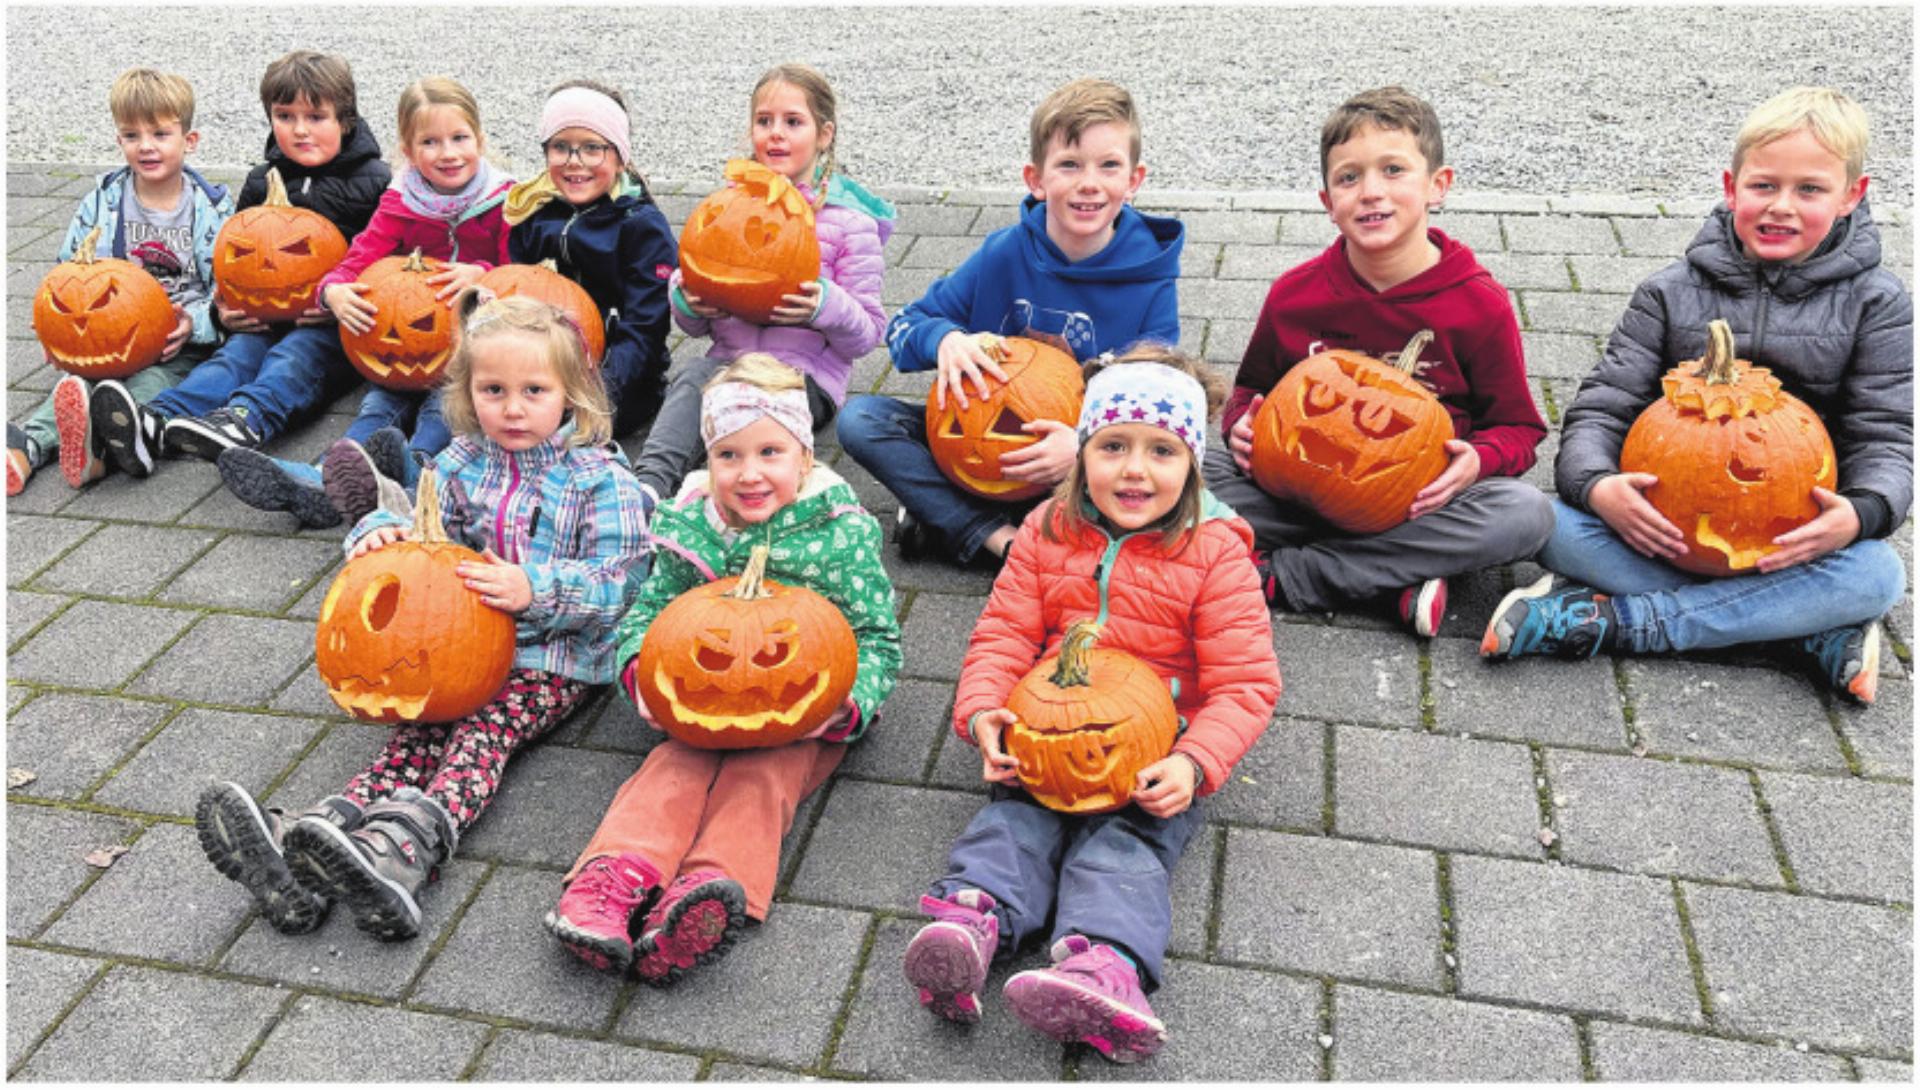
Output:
[283, 787, 456, 941]
[195, 782, 362, 934]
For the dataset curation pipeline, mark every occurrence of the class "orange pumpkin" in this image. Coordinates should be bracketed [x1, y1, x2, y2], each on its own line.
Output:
[635, 544, 858, 749]
[213, 167, 348, 322]
[1003, 620, 1178, 814]
[677, 158, 821, 324]
[925, 334, 1086, 501]
[478, 259, 606, 365]
[1619, 319, 1837, 576]
[314, 470, 516, 723]
[1248, 330, 1452, 534]
[32, 226, 173, 379]
[339, 249, 455, 391]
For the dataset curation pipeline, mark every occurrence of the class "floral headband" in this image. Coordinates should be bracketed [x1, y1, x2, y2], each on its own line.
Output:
[701, 381, 814, 452]
[1076, 360, 1208, 466]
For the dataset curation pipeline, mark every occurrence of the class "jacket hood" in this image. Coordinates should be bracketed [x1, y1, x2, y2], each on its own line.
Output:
[1067, 483, 1251, 548]
[260, 117, 384, 177]
[672, 465, 861, 539]
[1017, 196, 1184, 284]
[92, 164, 229, 210]
[1324, 229, 1488, 301]
[1687, 197, 1885, 302]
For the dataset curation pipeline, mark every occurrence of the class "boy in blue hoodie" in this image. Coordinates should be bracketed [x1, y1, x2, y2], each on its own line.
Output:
[836, 78, 1184, 566]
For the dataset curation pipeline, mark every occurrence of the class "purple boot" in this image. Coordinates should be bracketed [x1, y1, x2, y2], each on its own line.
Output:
[903, 888, 999, 1023]
[1003, 935, 1166, 1063]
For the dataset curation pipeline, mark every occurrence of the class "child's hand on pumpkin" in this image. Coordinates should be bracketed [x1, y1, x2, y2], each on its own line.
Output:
[428, 262, 486, 302]
[160, 305, 191, 360]
[765, 280, 823, 325]
[458, 549, 533, 613]
[999, 419, 1078, 485]
[934, 332, 1009, 411]
[1131, 753, 1198, 817]
[970, 708, 1024, 785]
[1407, 440, 1480, 519]
[348, 525, 413, 558]
[1589, 472, 1687, 559]
[216, 298, 267, 334]
[323, 283, 378, 336]
[1757, 487, 1859, 573]
[678, 288, 725, 319]
[1228, 395, 1261, 473]
[292, 304, 334, 326]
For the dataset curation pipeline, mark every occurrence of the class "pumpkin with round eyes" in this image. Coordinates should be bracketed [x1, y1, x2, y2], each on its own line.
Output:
[1248, 329, 1453, 534]
[339, 249, 456, 391]
[925, 335, 1086, 501]
[678, 158, 821, 325]
[477, 259, 606, 365]
[213, 167, 349, 322]
[1003, 620, 1179, 814]
[314, 470, 517, 724]
[635, 544, 858, 749]
[32, 225, 173, 380]
[1619, 319, 1836, 577]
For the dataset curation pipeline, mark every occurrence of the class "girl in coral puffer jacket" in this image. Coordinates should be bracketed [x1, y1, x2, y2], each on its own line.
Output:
[904, 345, 1282, 1065]
[636, 63, 896, 502]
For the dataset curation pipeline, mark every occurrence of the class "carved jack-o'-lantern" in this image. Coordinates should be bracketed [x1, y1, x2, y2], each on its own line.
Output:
[1620, 319, 1836, 576]
[213, 167, 349, 321]
[339, 249, 455, 391]
[1248, 330, 1452, 534]
[635, 544, 858, 749]
[1003, 621, 1179, 814]
[314, 470, 517, 723]
[32, 226, 173, 379]
[478, 259, 606, 365]
[678, 158, 821, 325]
[925, 335, 1086, 501]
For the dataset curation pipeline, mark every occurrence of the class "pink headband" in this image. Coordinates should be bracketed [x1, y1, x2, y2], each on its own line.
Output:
[539, 86, 632, 169]
[701, 382, 814, 453]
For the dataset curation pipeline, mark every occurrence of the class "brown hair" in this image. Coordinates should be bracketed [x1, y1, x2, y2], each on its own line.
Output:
[545, 78, 650, 193]
[1319, 86, 1444, 186]
[395, 76, 484, 157]
[1734, 86, 1871, 183]
[439, 292, 611, 447]
[1044, 343, 1225, 554]
[1028, 78, 1142, 168]
[110, 68, 196, 131]
[750, 64, 839, 210]
[259, 50, 359, 130]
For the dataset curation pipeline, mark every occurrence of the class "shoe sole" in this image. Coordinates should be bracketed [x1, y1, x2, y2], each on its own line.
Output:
[283, 818, 423, 941]
[322, 442, 383, 527]
[1003, 968, 1166, 1064]
[220, 450, 341, 528]
[544, 910, 635, 975]
[1408, 579, 1446, 639]
[164, 418, 245, 463]
[633, 879, 746, 986]
[53, 379, 104, 489]
[1849, 623, 1882, 704]
[7, 450, 28, 496]
[91, 383, 156, 478]
[1479, 573, 1557, 657]
[194, 782, 328, 935]
[903, 922, 987, 1023]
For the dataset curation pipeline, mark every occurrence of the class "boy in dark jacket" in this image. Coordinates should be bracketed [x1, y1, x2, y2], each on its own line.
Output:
[1482, 87, 1912, 704]
[1207, 86, 1551, 637]
[91, 50, 391, 476]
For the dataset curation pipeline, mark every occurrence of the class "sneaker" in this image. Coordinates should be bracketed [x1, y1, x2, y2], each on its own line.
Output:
[90, 379, 164, 478]
[164, 406, 264, 463]
[1397, 577, 1448, 638]
[895, 506, 931, 562]
[52, 375, 106, 488]
[545, 853, 663, 974]
[219, 448, 341, 528]
[1480, 575, 1617, 660]
[631, 870, 747, 986]
[321, 438, 393, 527]
[904, 888, 1000, 1023]
[195, 782, 361, 935]
[1797, 621, 1882, 705]
[1003, 935, 1166, 1064]
[282, 787, 456, 941]
[6, 423, 38, 496]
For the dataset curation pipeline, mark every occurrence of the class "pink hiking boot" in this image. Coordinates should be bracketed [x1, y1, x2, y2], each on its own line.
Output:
[1003, 935, 1166, 1063]
[544, 852, 662, 974]
[903, 888, 1000, 1023]
[632, 870, 747, 986]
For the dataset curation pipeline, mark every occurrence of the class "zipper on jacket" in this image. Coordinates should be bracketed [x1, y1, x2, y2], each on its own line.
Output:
[495, 458, 524, 562]
[559, 207, 582, 268]
[1751, 269, 1772, 360]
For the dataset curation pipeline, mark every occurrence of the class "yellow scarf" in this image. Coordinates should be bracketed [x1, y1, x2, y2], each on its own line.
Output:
[502, 172, 633, 227]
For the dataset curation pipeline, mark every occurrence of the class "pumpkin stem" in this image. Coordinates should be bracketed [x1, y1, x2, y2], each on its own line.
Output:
[1390, 330, 1435, 375]
[74, 225, 103, 264]
[726, 544, 776, 601]
[412, 467, 450, 544]
[1048, 620, 1105, 688]
[1692, 319, 1741, 385]
[401, 247, 431, 274]
[537, 258, 561, 273]
[263, 167, 290, 208]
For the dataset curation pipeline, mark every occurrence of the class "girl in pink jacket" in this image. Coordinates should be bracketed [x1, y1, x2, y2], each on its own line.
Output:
[635, 63, 895, 503]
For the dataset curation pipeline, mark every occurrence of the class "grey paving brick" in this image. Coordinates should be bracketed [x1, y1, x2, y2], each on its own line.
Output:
[158, 533, 340, 611]
[1549, 750, 1782, 885]
[1330, 984, 1581, 1081]
[1163, 822, 1219, 959]
[788, 780, 978, 911]
[413, 866, 625, 1029]
[3, 456, 73, 514]
[926, 720, 996, 794]
[894, 202, 979, 237]
[5, 804, 137, 937]
[1217, 829, 1441, 988]
[1430, 639, 1627, 748]
[457, 744, 638, 869]
[1203, 317, 1256, 364]
[897, 233, 985, 272]
[54, 458, 221, 522]
[1624, 659, 1844, 771]
[1833, 675, 1913, 778]
[885, 549, 999, 596]
[1551, 195, 1665, 216]
[839, 677, 950, 781]
[4, 693, 170, 800]
[5, 948, 102, 1069]
[7, 514, 96, 582]
[1078, 960, 1321, 1081]
[1178, 240, 1220, 279]
[1136, 191, 1236, 212]
[1855, 1058, 1915, 1082]
[179, 476, 325, 533]
[881, 265, 941, 308]
[15, 965, 282, 1081]
[1448, 193, 1554, 214]
[1757, 771, 1911, 902]
[1271, 622, 1421, 727]
[1200, 715, 1323, 829]
[269, 663, 349, 717]
[92, 707, 321, 817]
[1336, 726, 1543, 857]
[898, 593, 985, 682]
[42, 822, 254, 962]
[579, 692, 671, 756]
[1504, 214, 1620, 255]
[1427, 211, 1506, 254]
[706, 1061, 814, 1081]
[1685, 883, 1912, 1052]
[8, 336, 51, 384]
[473, 1030, 702, 1081]
[1520, 329, 1604, 379]
[1521, 290, 1632, 336]
[29, 521, 215, 599]
[1614, 215, 1705, 258]
[1177, 277, 1272, 321]
[279, 553, 345, 620]
[1569, 253, 1672, 294]
[261, 720, 386, 809]
[1215, 243, 1319, 282]
[617, 902, 867, 1066]
[967, 202, 1020, 235]
[1278, 212, 1340, 247]
[125, 613, 313, 705]
[9, 598, 196, 688]
[239, 995, 488, 1081]
[1479, 251, 1574, 291]
[1586, 1019, 1851, 1080]
[1177, 209, 1281, 244]
[8, 225, 62, 262]
[1451, 855, 1700, 1023]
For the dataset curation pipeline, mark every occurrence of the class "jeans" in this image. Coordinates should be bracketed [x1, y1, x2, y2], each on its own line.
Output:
[929, 787, 1205, 992]
[836, 394, 1038, 563]
[146, 332, 274, 421]
[268, 386, 447, 492]
[228, 324, 360, 444]
[1539, 499, 1906, 652]
[20, 349, 203, 454]
[632, 355, 835, 500]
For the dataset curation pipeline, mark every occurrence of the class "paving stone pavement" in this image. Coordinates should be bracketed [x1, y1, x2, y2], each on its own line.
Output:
[6, 162, 1913, 1080]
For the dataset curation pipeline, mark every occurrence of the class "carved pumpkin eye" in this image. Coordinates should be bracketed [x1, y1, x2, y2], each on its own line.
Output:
[227, 240, 257, 262]
[1351, 398, 1416, 440]
[48, 290, 73, 315]
[88, 284, 119, 311]
[751, 621, 799, 669]
[1300, 377, 1346, 416]
[360, 574, 401, 631]
[987, 408, 1027, 439]
[280, 237, 313, 256]
[944, 416, 966, 436]
[743, 215, 781, 247]
[409, 312, 438, 334]
[695, 628, 736, 672]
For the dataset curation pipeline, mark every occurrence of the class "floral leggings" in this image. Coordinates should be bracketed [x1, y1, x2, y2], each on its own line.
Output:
[341, 668, 592, 834]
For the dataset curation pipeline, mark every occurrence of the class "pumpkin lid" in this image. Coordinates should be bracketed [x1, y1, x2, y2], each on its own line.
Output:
[1660, 319, 1785, 420]
[723, 158, 816, 228]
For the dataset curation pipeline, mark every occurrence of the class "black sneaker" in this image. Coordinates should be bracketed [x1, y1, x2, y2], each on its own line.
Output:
[1480, 575, 1618, 660]
[361, 426, 411, 482]
[1795, 621, 1881, 704]
[194, 782, 360, 935]
[219, 447, 341, 528]
[283, 787, 455, 941]
[90, 379, 165, 478]
[164, 406, 264, 462]
[895, 506, 931, 561]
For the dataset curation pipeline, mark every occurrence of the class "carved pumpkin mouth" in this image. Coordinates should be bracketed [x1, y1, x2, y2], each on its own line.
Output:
[46, 324, 143, 369]
[223, 284, 318, 310]
[1013, 719, 1134, 808]
[678, 251, 783, 288]
[1287, 428, 1407, 484]
[652, 663, 830, 731]
[323, 650, 432, 723]
[353, 349, 452, 380]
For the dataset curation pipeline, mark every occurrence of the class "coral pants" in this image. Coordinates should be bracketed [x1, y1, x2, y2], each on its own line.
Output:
[566, 738, 843, 919]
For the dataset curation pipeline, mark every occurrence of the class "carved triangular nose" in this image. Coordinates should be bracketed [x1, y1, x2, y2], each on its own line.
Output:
[381, 325, 403, 345]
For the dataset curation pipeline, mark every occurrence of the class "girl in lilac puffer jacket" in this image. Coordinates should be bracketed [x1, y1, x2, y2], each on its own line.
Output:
[633, 63, 895, 502]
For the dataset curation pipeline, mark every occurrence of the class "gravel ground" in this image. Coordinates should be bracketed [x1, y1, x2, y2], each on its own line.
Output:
[6, 5, 1912, 203]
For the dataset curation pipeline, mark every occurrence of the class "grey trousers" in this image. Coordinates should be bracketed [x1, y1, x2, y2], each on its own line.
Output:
[1204, 457, 1555, 611]
[632, 355, 836, 500]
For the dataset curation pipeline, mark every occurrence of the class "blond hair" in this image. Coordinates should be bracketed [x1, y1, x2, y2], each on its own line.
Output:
[750, 64, 840, 210]
[1045, 343, 1225, 554]
[1733, 86, 1870, 183]
[110, 68, 196, 131]
[259, 50, 358, 130]
[705, 351, 807, 397]
[1029, 78, 1142, 168]
[1320, 86, 1444, 186]
[440, 293, 611, 447]
[396, 76, 485, 157]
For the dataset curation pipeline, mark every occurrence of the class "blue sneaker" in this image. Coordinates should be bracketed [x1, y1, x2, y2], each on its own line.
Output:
[1480, 575, 1617, 659]
[1797, 622, 1881, 704]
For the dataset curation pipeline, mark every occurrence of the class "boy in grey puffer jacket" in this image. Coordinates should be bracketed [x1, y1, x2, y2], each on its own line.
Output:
[1482, 87, 1911, 704]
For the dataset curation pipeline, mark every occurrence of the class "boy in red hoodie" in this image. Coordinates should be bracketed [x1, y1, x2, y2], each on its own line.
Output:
[1206, 86, 1551, 637]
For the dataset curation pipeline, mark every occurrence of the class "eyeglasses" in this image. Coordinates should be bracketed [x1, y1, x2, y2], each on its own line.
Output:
[545, 140, 613, 168]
